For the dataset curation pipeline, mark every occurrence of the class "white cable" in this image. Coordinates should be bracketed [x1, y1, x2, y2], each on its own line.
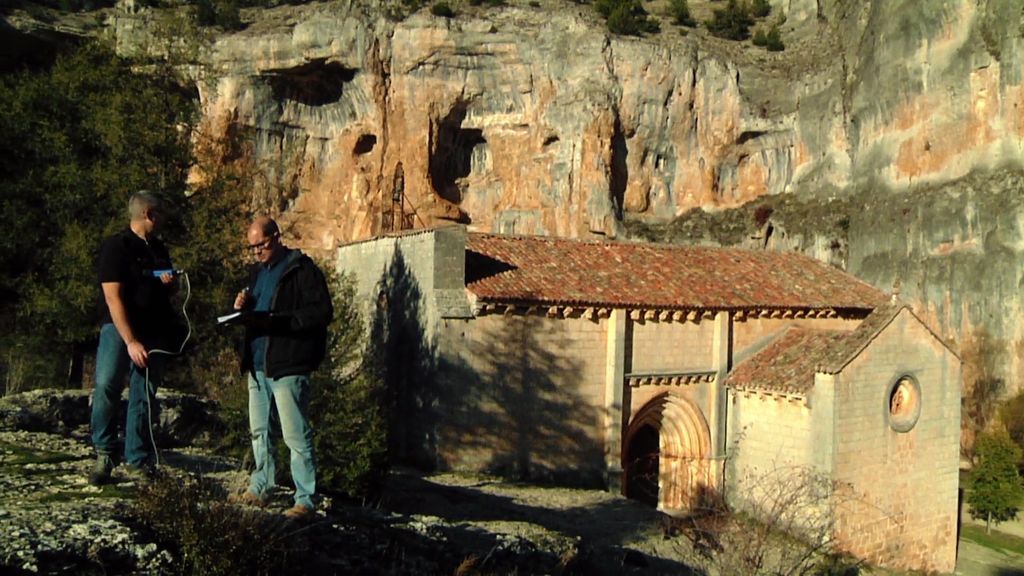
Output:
[141, 272, 193, 469]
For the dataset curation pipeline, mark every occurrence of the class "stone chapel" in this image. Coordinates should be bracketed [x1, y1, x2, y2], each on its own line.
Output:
[336, 225, 961, 573]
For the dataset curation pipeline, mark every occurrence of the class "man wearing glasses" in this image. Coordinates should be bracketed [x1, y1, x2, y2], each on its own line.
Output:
[90, 190, 177, 485]
[229, 216, 333, 520]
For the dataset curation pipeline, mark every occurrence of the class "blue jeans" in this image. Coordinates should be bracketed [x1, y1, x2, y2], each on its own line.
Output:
[91, 323, 162, 466]
[248, 371, 316, 509]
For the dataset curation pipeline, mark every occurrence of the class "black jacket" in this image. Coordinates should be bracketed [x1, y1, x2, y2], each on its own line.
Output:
[240, 250, 333, 378]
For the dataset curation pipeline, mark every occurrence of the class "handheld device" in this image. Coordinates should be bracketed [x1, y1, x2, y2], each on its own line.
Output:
[150, 269, 184, 277]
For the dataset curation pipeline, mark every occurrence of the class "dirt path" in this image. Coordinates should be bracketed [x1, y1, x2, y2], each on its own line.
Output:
[382, 470, 1024, 576]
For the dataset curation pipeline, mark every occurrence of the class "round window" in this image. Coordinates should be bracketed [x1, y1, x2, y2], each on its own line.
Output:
[887, 375, 921, 433]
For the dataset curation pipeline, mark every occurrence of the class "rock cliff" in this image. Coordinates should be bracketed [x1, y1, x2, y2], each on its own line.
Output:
[114, 0, 1024, 240]
[12, 0, 1024, 387]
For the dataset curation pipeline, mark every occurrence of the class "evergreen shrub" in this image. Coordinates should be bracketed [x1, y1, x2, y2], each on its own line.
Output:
[310, 272, 389, 499]
[668, 0, 695, 27]
[706, 0, 754, 40]
[431, 1, 454, 17]
[765, 24, 785, 51]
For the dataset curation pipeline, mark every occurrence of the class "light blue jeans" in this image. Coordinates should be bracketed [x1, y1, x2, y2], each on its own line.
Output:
[91, 323, 162, 467]
[248, 371, 316, 509]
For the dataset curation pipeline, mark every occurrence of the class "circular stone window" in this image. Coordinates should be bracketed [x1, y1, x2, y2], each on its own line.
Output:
[887, 375, 921, 433]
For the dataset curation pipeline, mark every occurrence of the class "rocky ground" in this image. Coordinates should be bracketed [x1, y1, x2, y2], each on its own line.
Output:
[2, 389, 1023, 575]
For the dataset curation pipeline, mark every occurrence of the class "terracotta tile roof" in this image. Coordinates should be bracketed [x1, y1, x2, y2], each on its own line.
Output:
[815, 300, 906, 373]
[465, 233, 887, 311]
[724, 328, 848, 395]
[724, 301, 907, 395]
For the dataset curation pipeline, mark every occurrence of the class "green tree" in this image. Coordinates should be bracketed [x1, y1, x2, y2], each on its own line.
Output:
[999, 390, 1024, 454]
[596, 0, 659, 36]
[668, 0, 695, 27]
[194, 0, 243, 30]
[968, 429, 1024, 534]
[0, 41, 194, 394]
[752, 27, 768, 46]
[706, 0, 753, 40]
[750, 0, 771, 18]
[305, 271, 388, 499]
[430, 1, 454, 17]
[765, 23, 785, 51]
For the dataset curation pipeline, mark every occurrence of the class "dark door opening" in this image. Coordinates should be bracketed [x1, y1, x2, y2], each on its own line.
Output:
[625, 424, 660, 507]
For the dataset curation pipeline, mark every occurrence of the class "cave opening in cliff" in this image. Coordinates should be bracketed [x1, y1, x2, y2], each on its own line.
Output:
[430, 104, 488, 204]
[264, 59, 356, 106]
[354, 134, 377, 155]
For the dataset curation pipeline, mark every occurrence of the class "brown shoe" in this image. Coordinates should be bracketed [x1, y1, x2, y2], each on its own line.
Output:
[227, 490, 267, 508]
[282, 504, 314, 520]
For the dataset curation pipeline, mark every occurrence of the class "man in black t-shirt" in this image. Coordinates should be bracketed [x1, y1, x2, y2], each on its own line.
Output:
[89, 190, 177, 485]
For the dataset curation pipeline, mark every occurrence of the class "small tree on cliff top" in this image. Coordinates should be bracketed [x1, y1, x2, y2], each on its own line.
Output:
[968, 428, 1024, 534]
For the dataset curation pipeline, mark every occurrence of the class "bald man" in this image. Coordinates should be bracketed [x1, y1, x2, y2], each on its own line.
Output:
[229, 216, 333, 519]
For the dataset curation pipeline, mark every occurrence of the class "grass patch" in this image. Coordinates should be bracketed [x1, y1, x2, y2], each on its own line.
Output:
[961, 523, 1024, 555]
[38, 486, 133, 503]
[0, 440, 80, 466]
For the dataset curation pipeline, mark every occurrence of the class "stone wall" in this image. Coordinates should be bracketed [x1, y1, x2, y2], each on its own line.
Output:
[335, 225, 471, 342]
[830, 310, 960, 572]
[436, 313, 608, 485]
[629, 318, 715, 374]
[626, 318, 717, 456]
[724, 392, 818, 498]
[334, 225, 472, 466]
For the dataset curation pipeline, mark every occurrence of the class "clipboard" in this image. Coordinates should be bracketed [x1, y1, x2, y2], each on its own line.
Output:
[216, 310, 269, 327]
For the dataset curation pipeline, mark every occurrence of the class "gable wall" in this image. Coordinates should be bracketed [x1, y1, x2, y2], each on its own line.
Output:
[435, 313, 609, 485]
[336, 227, 468, 341]
[831, 311, 960, 572]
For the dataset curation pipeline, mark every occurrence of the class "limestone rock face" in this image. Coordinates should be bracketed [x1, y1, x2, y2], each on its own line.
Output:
[100, 0, 1024, 387]
[110, 1, 1024, 247]
[115, 1, 750, 246]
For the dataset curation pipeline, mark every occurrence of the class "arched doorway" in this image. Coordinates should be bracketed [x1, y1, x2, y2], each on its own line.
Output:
[624, 424, 659, 506]
[622, 393, 712, 511]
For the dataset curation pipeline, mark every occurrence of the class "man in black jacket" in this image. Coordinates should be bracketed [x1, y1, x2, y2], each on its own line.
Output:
[230, 216, 333, 519]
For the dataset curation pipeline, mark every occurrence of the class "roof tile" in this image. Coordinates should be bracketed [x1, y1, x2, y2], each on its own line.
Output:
[724, 301, 906, 394]
[465, 233, 887, 310]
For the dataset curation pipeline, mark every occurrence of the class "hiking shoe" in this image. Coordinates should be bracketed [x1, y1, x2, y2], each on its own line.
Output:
[282, 504, 314, 520]
[227, 490, 268, 508]
[123, 462, 157, 483]
[88, 454, 115, 486]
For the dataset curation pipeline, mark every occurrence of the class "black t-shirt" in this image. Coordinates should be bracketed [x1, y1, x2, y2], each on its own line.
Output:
[96, 229, 175, 346]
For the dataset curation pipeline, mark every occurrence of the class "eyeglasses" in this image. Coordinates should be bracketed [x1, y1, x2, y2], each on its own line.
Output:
[246, 237, 275, 253]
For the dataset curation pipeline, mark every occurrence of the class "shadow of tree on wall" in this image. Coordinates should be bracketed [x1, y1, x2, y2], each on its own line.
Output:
[438, 315, 604, 486]
[367, 247, 439, 469]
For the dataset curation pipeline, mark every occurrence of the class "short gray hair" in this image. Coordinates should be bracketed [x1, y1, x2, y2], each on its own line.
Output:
[128, 190, 163, 220]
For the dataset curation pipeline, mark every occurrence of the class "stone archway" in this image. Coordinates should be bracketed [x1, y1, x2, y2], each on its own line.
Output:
[624, 424, 660, 507]
[622, 393, 712, 511]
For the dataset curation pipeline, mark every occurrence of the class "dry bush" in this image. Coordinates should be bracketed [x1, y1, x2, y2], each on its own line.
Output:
[667, 467, 861, 576]
[131, 472, 312, 576]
